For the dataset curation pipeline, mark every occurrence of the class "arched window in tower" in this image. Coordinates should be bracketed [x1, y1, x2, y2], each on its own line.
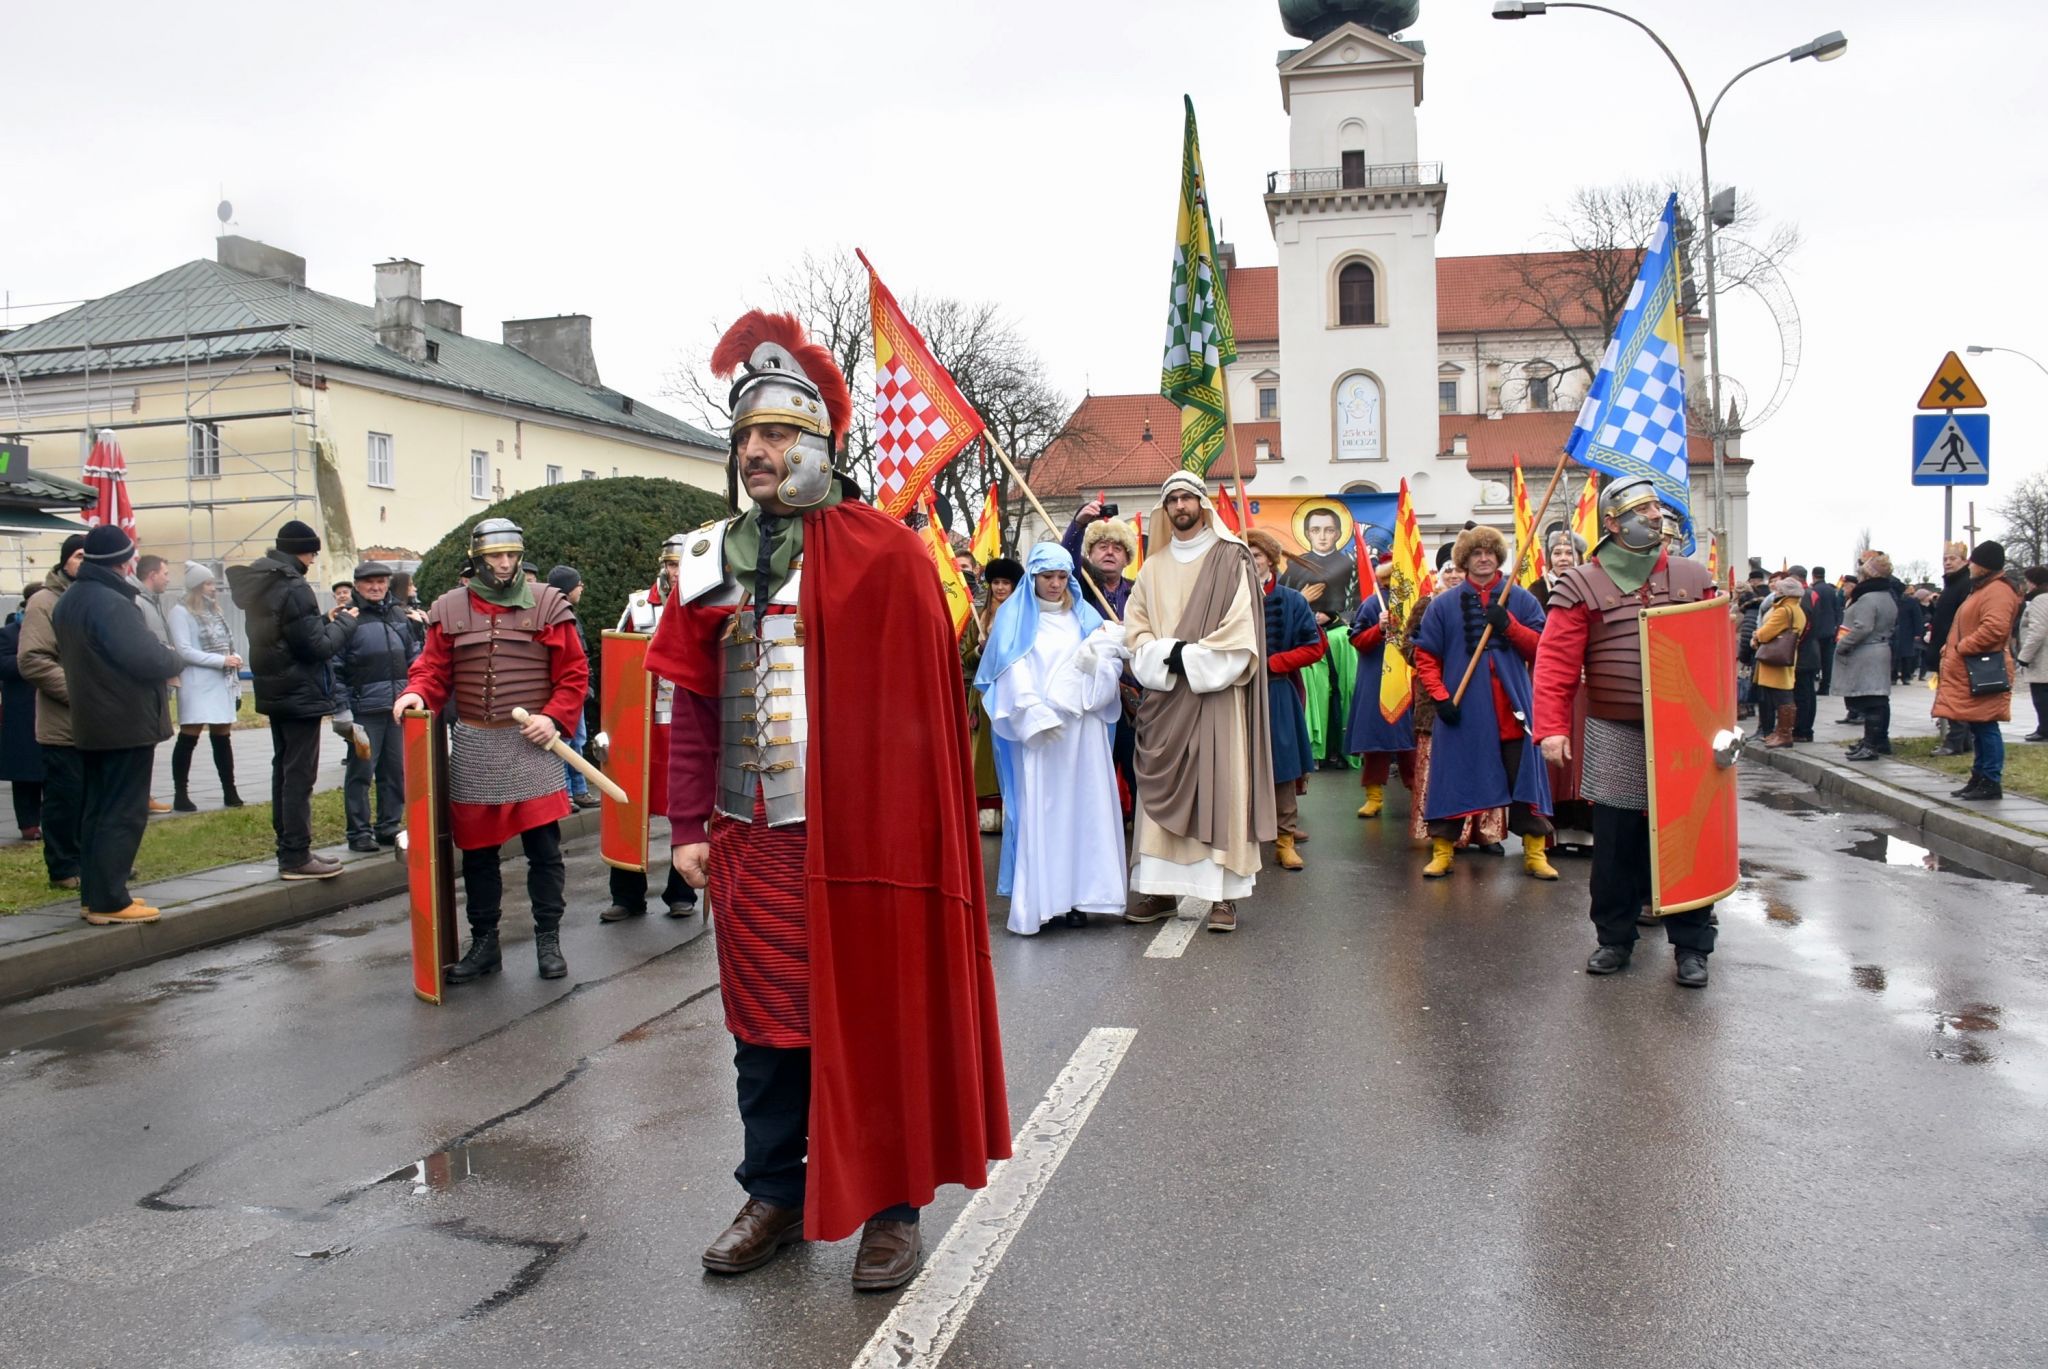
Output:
[1338, 261, 1376, 326]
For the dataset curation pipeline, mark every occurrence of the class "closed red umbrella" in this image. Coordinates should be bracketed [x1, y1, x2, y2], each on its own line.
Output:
[83, 428, 136, 538]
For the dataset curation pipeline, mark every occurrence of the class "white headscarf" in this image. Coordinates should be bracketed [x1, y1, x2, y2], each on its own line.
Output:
[1147, 471, 1248, 558]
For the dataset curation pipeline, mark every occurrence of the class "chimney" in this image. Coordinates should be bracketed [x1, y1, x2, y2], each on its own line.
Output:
[373, 259, 428, 363]
[1451, 433, 1469, 457]
[422, 299, 462, 334]
[216, 235, 306, 287]
[503, 315, 601, 387]
[1217, 240, 1237, 271]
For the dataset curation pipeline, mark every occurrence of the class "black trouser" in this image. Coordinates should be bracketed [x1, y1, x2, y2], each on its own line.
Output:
[608, 858, 694, 911]
[79, 746, 154, 914]
[2031, 683, 2048, 737]
[1427, 737, 1552, 840]
[732, 1039, 917, 1222]
[12, 780, 42, 834]
[1817, 637, 1837, 696]
[1753, 684, 1790, 725]
[461, 822, 565, 935]
[40, 743, 83, 881]
[1792, 667, 1819, 740]
[270, 717, 323, 867]
[344, 712, 405, 841]
[1850, 694, 1891, 751]
[1589, 803, 1716, 954]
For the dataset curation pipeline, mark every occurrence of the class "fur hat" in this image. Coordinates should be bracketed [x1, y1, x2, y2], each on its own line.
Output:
[982, 556, 1025, 587]
[1452, 524, 1510, 572]
[1243, 527, 1287, 572]
[1081, 517, 1139, 562]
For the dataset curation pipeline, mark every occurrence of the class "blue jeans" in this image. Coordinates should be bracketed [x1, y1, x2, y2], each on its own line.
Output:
[1970, 721, 2005, 783]
[563, 712, 589, 797]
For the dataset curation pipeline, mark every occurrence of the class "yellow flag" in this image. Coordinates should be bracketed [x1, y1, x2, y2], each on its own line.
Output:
[1571, 473, 1600, 555]
[1378, 479, 1431, 725]
[1512, 455, 1545, 589]
[919, 488, 973, 640]
[970, 484, 1001, 565]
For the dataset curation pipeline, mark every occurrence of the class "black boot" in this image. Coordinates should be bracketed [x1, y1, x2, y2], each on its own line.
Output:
[446, 930, 502, 983]
[171, 733, 199, 811]
[210, 733, 243, 807]
[535, 929, 567, 979]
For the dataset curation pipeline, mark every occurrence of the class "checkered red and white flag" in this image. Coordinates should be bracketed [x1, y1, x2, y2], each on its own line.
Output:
[858, 250, 985, 519]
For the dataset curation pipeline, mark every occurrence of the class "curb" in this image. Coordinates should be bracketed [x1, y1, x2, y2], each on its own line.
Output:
[0, 808, 603, 1008]
[1745, 745, 2048, 879]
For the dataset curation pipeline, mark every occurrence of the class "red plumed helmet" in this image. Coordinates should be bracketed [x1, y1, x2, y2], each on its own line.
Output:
[711, 309, 853, 443]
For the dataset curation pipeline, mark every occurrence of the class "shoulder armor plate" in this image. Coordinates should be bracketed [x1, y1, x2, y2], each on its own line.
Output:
[674, 519, 737, 605]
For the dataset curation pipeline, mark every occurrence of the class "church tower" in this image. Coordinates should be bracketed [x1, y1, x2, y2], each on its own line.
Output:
[1263, 2, 1446, 504]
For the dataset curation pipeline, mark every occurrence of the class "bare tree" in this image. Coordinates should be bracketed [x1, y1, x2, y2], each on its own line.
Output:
[662, 250, 1078, 556]
[1994, 471, 2048, 569]
[1488, 179, 1800, 417]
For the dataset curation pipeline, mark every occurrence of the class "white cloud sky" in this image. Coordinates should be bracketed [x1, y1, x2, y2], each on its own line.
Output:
[6, 0, 2043, 575]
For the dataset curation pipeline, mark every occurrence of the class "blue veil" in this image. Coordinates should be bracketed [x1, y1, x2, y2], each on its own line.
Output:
[972, 542, 1104, 894]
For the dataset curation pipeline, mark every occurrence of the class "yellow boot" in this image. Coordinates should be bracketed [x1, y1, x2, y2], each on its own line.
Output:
[1422, 837, 1455, 878]
[1523, 833, 1560, 880]
[1276, 832, 1304, 871]
[1357, 784, 1385, 819]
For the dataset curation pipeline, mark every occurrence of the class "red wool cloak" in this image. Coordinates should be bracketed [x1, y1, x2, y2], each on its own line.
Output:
[647, 498, 1012, 1241]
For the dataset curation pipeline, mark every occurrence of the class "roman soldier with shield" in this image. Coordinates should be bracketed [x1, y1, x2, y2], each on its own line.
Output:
[1533, 475, 1729, 988]
[597, 534, 699, 923]
[393, 517, 589, 985]
[645, 309, 1009, 1292]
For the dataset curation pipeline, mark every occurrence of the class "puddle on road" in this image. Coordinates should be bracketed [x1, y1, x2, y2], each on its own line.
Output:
[1749, 788, 1829, 815]
[1843, 832, 1995, 879]
[381, 1137, 573, 1196]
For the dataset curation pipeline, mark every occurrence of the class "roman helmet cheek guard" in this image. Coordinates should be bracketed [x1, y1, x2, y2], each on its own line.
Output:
[1598, 475, 1665, 553]
[710, 312, 855, 512]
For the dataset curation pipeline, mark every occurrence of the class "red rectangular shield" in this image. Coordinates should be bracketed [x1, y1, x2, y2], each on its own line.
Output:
[1641, 596, 1741, 913]
[402, 709, 458, 1003]
[599, 630, 653, 873]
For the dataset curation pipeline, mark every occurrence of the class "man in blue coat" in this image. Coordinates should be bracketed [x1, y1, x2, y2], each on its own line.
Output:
[1411, 525, 1554, 881]
[1246, 530, 1324, 872]
[1346, 557, 1417, 819]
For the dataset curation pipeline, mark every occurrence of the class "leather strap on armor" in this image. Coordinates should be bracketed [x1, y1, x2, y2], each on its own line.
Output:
[429, 585, 575, 725]
[1549, 557, 1715, 721]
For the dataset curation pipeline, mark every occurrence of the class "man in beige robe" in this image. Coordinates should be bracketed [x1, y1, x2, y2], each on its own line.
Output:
[1113, 471, 1276, 934]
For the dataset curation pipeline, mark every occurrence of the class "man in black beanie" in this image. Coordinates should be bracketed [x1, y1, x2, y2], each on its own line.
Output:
[50, 525, 184, 923]
[227, 519, 349, 880]
[544, 564, 598, 811]
[18, 533, 92, 890]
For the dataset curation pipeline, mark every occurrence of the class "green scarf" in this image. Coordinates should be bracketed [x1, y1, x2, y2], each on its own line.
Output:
[723, 484, 844, 603]
[1593, 538, 1662, 594]
[468, 570, 534, 610]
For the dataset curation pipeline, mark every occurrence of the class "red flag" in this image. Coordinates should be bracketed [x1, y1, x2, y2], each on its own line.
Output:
[859, 250, 987, 519]
[1214, 482, 1241, 534]
[84, 429, 137, 538]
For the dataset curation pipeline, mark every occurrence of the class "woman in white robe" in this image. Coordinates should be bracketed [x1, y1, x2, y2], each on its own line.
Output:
[977, 543, 1128, 935]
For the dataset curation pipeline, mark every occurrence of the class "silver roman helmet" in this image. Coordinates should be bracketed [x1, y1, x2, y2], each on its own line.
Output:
[660, 532, 690, 565]
[468, 517, 526, 587]
[729, 343, 837, 509]
[1597, 475, 1664, 553]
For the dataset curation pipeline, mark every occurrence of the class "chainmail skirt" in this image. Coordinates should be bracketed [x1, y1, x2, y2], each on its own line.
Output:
[1580, 716, 1650, 811]
[449, 721, 567, 807]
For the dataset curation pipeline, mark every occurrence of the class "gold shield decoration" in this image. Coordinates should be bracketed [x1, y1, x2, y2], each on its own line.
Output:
[1641, 596, 1741, 913]
[599, 630, 654, 872]
[402, 709, 457, 1004]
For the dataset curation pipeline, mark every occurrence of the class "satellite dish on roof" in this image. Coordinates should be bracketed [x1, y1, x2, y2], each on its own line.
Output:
[217, 200, 233, 226]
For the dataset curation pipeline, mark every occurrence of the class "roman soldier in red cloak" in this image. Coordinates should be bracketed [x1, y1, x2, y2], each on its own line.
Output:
[394, 517, 589, 982]
[646, 310, 1010, 1292]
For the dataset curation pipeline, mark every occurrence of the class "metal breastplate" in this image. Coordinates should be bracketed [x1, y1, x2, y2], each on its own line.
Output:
[717, 608, 808, 825]
[1555, 559, 1713, 722]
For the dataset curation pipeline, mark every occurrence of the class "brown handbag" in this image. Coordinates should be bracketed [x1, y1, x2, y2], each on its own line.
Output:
[1754, 628, 1797, 668]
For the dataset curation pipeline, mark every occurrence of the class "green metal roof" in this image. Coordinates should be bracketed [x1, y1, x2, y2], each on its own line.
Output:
[0, 258, 723, 451]
[0, 469, 98, 507]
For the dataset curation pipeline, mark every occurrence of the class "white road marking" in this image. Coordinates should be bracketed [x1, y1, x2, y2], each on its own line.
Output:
[850, 1026, 1137, 1369]
[1143, 906, 1205, 958]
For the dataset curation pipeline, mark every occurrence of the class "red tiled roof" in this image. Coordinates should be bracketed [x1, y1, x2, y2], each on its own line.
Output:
[1440, 411, 1744, 471]
[1437, 251, 1636, 334]
[1224, 266, 1277, 345]
[1029, 394, 1279, 497]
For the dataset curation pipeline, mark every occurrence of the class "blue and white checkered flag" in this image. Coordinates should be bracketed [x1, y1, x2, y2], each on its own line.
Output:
[1566, 193, 1695, 553]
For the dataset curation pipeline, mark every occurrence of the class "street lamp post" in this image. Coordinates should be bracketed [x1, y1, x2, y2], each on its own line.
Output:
[1492, 3, 1846, 575]
[1967, 344, 2048, 381]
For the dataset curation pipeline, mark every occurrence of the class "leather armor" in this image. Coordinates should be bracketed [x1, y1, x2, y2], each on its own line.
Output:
[428, 585, 575, 725]
[1548, 556, 1716, 721]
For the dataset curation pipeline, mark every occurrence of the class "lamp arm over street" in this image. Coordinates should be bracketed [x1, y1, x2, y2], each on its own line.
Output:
[1967, 345, 2048, 380]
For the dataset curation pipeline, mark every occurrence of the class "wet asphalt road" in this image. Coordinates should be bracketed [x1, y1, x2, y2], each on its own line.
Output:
[3, 763, 2045, 1369]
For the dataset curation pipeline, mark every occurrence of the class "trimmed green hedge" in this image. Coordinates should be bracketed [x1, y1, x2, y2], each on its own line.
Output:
[415, 476, 731, 725]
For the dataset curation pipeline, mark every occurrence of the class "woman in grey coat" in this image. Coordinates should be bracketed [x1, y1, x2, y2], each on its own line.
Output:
[165, 562, 245, 810]
[1840, 553, 1902, 761]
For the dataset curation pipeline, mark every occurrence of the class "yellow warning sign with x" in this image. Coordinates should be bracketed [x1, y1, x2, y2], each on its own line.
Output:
[1917, 351, 1988, 410]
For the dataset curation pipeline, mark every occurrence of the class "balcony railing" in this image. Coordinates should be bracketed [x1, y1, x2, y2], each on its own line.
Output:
[1265, 162, 1444, 195]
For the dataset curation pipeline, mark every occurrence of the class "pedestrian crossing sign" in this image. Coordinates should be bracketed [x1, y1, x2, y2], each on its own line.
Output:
[1911, 413, 1990, 486]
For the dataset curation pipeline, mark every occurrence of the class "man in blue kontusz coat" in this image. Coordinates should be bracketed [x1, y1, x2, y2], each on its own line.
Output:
[1245, 529, 1324, 872]
[1346, 557, 1417, 820]
[1411, 524, 1554, 881]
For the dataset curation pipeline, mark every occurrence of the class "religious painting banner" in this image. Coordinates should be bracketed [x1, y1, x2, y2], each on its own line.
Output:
[1242, 493, 1400, 623]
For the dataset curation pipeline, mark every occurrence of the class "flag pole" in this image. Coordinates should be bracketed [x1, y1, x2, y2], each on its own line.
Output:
[1450, 447, 1574, 708]
[982, 431, 1122, 624]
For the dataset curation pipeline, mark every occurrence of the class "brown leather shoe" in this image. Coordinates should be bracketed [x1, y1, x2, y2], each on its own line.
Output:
[851, 1219, 922, 1292]
[701, 1198, 805, 1275]
[1123, 894, 1177, 924]
[1205, 901, 1238, 933]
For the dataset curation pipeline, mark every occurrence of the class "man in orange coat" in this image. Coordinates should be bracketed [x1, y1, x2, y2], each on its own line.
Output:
[1933, 541, 2022, 801]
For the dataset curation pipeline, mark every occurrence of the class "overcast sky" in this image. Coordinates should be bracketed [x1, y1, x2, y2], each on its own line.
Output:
[7, 0, 2043, 575]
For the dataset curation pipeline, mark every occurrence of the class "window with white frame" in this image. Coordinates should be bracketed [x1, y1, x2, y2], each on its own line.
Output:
[1438, 380, 1459, 414]
[545, 464, 563, 485]
[188, 421, 221, 479]
[1258, 386, 1278, 419]
[470, 450, 489, 500]
[1527, 374, 1552, 411]
[580, 469, 596, 481]
[367, 432, 394, 488]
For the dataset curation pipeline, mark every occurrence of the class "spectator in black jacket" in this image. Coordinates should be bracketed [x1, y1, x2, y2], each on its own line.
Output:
[1809, 565, 1844, 698]
[227, 520, 348, 881]
[335, 561, 419, 852]
[1783, 566, 1824, 742]
[1894, 586, 1927, 685]
[49, 526, 184, 925]
[1928, 543, 1974, 754]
